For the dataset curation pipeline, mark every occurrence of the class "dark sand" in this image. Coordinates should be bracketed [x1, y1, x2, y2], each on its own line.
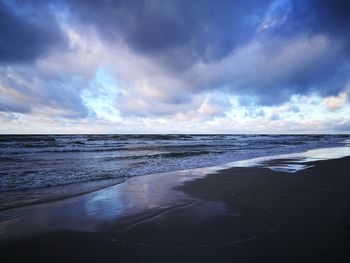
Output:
[1, 157, 350, 262]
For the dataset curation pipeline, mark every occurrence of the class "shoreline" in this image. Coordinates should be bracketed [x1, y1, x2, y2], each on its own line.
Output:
[0, 152, 350, 261]
[1, 145, 349, 213]
[0, 157, 350, 262]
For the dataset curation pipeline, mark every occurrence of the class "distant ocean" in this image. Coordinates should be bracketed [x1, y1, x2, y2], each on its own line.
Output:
[0, 134, 349, 210]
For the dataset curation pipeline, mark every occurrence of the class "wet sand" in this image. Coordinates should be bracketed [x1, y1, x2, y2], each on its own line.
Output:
[1, 157, 350, 262]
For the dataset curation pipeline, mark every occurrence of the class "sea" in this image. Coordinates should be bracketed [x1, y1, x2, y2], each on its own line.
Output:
[0, 134, 349, 210]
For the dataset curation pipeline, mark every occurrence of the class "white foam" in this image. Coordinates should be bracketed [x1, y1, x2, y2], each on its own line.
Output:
[227, 146, 350, 173]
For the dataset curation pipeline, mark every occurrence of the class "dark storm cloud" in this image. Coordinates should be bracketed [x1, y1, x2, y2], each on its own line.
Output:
[0, 0, 90, 117]
[67, 0, 272, 64]
[0, 1, 65, 63]
[64, 0, 350, 106]
[250, 0, 350, 103]
[287, 0, 350, 48]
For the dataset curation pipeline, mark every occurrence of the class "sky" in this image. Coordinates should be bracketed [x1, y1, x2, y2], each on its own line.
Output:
[1, 0, 350, 134]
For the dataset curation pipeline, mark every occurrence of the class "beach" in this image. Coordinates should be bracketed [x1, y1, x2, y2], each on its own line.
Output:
[2, 0, 350, 261]
[1, 153, 350, 262]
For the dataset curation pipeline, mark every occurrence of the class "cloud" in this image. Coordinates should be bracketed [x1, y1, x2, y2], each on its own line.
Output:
[0, 1, 66, 63]
[1, 0, 350, 133]
[61, 0, 350, 108]
[324, 92, 349, 111]
[0, 94, 30, 113]
[0, 19, 108, 119]
[66, 0, 273, 65]
[288, 0, 350, 52]
[186, 34, 346, 104]
[1, 92, 350, 133]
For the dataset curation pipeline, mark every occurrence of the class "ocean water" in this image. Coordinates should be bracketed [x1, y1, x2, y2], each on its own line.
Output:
[0, 134, 349, 210]
[1, 134, 349, 191]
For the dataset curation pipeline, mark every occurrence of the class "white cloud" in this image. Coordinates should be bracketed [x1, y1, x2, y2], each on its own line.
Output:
[324, 92, 349, 111]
